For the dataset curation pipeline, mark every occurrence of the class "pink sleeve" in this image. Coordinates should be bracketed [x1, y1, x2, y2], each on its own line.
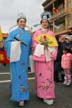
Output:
[50, 47, 58, 60]
[32, 31, 39, 53]
[47, 31, 58, 60]
[50, 32, 58, 60]
[32, 31, 38, 47]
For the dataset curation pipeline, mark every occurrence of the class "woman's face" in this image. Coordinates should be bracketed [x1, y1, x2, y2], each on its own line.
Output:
[41, 20, 49, 29]
[17, 18, 26, 29]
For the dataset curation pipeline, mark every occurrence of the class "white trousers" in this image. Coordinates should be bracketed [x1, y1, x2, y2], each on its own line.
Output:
[29, 55, 35, 73]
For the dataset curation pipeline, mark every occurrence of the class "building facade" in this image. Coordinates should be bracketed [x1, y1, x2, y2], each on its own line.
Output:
[42, 0, 72, 35]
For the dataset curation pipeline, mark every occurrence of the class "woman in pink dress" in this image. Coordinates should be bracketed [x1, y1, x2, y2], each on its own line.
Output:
[32, 12, 58, 105]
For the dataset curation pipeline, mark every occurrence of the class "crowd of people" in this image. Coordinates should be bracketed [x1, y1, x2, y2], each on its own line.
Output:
[54, 35, 72, 84]
[1, 12, 72, 107]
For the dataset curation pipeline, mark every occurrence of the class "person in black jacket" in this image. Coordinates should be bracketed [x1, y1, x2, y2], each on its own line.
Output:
[54, 35, 65, 82]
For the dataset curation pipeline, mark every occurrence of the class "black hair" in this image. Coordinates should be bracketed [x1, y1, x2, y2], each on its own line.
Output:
[17, 17, 27, 23]
[63, 47, 70, 53]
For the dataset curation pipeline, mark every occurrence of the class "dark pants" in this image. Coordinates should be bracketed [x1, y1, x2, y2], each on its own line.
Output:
[54, 60, 64, 82]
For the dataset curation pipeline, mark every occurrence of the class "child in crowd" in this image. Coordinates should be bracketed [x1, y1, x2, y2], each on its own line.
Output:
[61, 47, 72, 86]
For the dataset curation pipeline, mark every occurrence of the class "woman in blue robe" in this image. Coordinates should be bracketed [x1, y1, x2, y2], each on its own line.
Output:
[4, 14, 32, 106]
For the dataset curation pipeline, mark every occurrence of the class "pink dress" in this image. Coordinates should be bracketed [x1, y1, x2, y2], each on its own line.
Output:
[32, 29, 58, 99]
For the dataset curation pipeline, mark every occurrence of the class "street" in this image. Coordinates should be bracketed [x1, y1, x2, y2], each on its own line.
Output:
[0, 64, 72, 108]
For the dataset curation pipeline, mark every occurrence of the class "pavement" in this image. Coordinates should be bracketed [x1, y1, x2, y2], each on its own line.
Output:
[0, 64, 72, 108]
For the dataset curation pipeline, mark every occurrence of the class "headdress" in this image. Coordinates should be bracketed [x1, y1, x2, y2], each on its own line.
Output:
[17, 12, 27, 21]
[41, 12, 51, 20]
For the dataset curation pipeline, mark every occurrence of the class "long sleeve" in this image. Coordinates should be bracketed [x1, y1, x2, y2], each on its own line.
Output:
[50, 47, 58, 60]
[32, 32, 38, 48]
[4, 31, 14, 59]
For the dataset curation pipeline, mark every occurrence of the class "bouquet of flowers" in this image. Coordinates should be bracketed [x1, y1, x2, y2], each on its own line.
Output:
[34, 34, 58, 47]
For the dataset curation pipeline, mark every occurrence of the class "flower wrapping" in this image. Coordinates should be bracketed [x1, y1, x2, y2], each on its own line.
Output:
[34, 34, 58, 47]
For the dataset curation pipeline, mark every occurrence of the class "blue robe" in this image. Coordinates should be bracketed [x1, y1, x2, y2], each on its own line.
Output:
[4, 28, 32, 102]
